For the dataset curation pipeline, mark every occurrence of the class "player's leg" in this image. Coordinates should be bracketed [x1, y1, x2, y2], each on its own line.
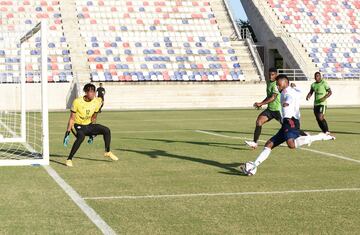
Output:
[66, 129, 86, 166]
[240, 127, 286, 175]
[283, 118, 300, 149]
[295, 119, 309, 136]
[245, 110, 271, 149]
[254, 129, 285, 167]
[294, 132, 335, 148]
[88, 124, 118, 161]
[99, 97, 104, 113]
[314, 106, 329, 133]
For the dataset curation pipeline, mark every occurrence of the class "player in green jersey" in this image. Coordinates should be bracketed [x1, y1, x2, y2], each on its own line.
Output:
[306, 72, 332, 134]
[245, 68, 282, 149]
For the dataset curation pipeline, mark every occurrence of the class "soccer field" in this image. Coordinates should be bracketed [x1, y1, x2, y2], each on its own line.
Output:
[1, 108, 360, 234]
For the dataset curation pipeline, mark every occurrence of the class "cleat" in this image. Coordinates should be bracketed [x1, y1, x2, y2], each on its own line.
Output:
[104, 151, 118, 161]
[245, 140, 258, 149]
[325, 132, 335, 139]
[87, 136, 94, 144]
[318, 132, 336, 141]
[66, 159, 73, 167]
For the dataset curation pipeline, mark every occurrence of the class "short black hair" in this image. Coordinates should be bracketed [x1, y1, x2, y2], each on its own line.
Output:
[314, 72, 321, 77]
[269, 67, 277, 73]
[276, 74, 289, 82]
[83, 83, 96, 92]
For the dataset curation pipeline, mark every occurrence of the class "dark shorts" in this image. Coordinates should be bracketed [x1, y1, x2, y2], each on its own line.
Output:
[72, 123, 109, 137]
[270, 118, 301, 148]
[314, 105, 326, 115]
[98, 96, 104, 101]
[259, 109, 282, 123]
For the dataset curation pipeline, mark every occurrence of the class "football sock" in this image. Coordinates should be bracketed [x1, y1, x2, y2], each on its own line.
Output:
[321, 119, 329, 133]
[295, 133, 333, 149]
[101, 127, 111, 152]
[254, 147, 271, 167]
[295, 136, 312, 148]
[68, 132, 86, 160]
[317, 118, 329, 133]
[254, 125, 262, 143]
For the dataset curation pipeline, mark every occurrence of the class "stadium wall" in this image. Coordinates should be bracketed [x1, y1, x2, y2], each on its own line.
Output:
[99, 81, 360, 110]
[1, 81, 359, 111]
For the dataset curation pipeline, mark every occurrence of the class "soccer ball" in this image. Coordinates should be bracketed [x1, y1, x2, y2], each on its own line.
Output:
[241, 161, 257, 176]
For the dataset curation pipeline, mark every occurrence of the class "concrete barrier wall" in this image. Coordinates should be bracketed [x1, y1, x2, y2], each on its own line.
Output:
[0, 81, 359, 111]
[100, 80, 360, 110]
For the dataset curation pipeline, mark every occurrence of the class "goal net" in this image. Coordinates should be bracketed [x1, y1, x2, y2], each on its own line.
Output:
[0, 20, 49, 166]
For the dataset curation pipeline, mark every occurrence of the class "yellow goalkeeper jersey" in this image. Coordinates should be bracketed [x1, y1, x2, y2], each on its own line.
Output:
[71, 97, 102, 125]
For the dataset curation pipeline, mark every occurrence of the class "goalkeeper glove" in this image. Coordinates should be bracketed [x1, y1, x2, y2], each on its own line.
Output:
[87, 135, 94, 144]
[63, 131, 70, 147]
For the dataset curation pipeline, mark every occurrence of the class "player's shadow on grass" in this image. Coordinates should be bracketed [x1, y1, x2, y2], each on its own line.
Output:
[50, 153, 109, 166]
[123, 137, 249, 151]
[118, 148, 247, 176]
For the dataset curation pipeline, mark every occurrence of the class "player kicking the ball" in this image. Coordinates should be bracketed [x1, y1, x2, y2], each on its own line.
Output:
[240, 74, 335, 175]
[63, 83, 118, 167]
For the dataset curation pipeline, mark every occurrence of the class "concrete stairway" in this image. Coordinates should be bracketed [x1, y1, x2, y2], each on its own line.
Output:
[210, 0, 261, 81]
[59, 0, 89, 83]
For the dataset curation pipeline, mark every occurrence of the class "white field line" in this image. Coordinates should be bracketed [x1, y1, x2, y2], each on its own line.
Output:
[44, 166, 117, 235]
[0, 120, 116, 234]
[195, 130, 360, 164]
[195, 130, 247, 140]
[83, 188, 360, 200]
[300, 148, 360, 164]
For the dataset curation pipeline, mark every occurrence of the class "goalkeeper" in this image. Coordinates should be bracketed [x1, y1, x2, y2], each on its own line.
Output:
[63, 83, 118, 167]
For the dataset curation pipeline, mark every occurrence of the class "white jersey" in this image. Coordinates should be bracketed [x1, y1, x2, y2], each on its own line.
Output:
[281, 86, 301, 120]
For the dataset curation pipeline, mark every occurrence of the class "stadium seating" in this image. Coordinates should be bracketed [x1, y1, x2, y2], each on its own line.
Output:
[75, 0, 244, 82]
[0, 0, 73, 83]
[266, 0, 360, 78]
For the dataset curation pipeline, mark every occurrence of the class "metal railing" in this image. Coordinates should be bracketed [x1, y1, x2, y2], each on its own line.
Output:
[277, 69, 308, 81]
[240, 28, 265, 80]
[222, 0, 265, 80]
[252, 0, 315, 77]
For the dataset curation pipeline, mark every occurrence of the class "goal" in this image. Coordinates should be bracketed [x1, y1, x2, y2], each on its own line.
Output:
[0, 20, 49, 166]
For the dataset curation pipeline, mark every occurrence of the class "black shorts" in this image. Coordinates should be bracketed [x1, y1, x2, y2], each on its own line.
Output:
[72, 123, 108, 137]
[98, 96, 104, 101]
[270, 118, 300, 148]
[259, 109, 282, 123]
[313, 105, 327, 115]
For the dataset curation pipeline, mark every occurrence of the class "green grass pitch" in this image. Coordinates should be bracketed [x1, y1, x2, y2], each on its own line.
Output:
[1, 108, 359, 234]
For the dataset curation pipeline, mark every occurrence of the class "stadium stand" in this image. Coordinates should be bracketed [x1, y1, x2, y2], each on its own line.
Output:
[0, 0, 73, 83]
[244, 0, 360, 79]
[75, 0, 245, 82]
[0, 0, 264, 83]
[268, 0, 360, 78]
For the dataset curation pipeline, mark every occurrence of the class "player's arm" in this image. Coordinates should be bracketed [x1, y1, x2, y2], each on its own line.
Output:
[64, 111, 75, 146]
[306, 87, 314, 101]
[91, 112, 98, 124]
[254, 93, 278, 108]
[66, 112, 76, 132]
[319, 88, 332, 102]
[282, 94, 293, 108]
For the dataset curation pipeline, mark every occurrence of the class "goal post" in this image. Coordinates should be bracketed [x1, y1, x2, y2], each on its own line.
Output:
[0, 20, 49, 166]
